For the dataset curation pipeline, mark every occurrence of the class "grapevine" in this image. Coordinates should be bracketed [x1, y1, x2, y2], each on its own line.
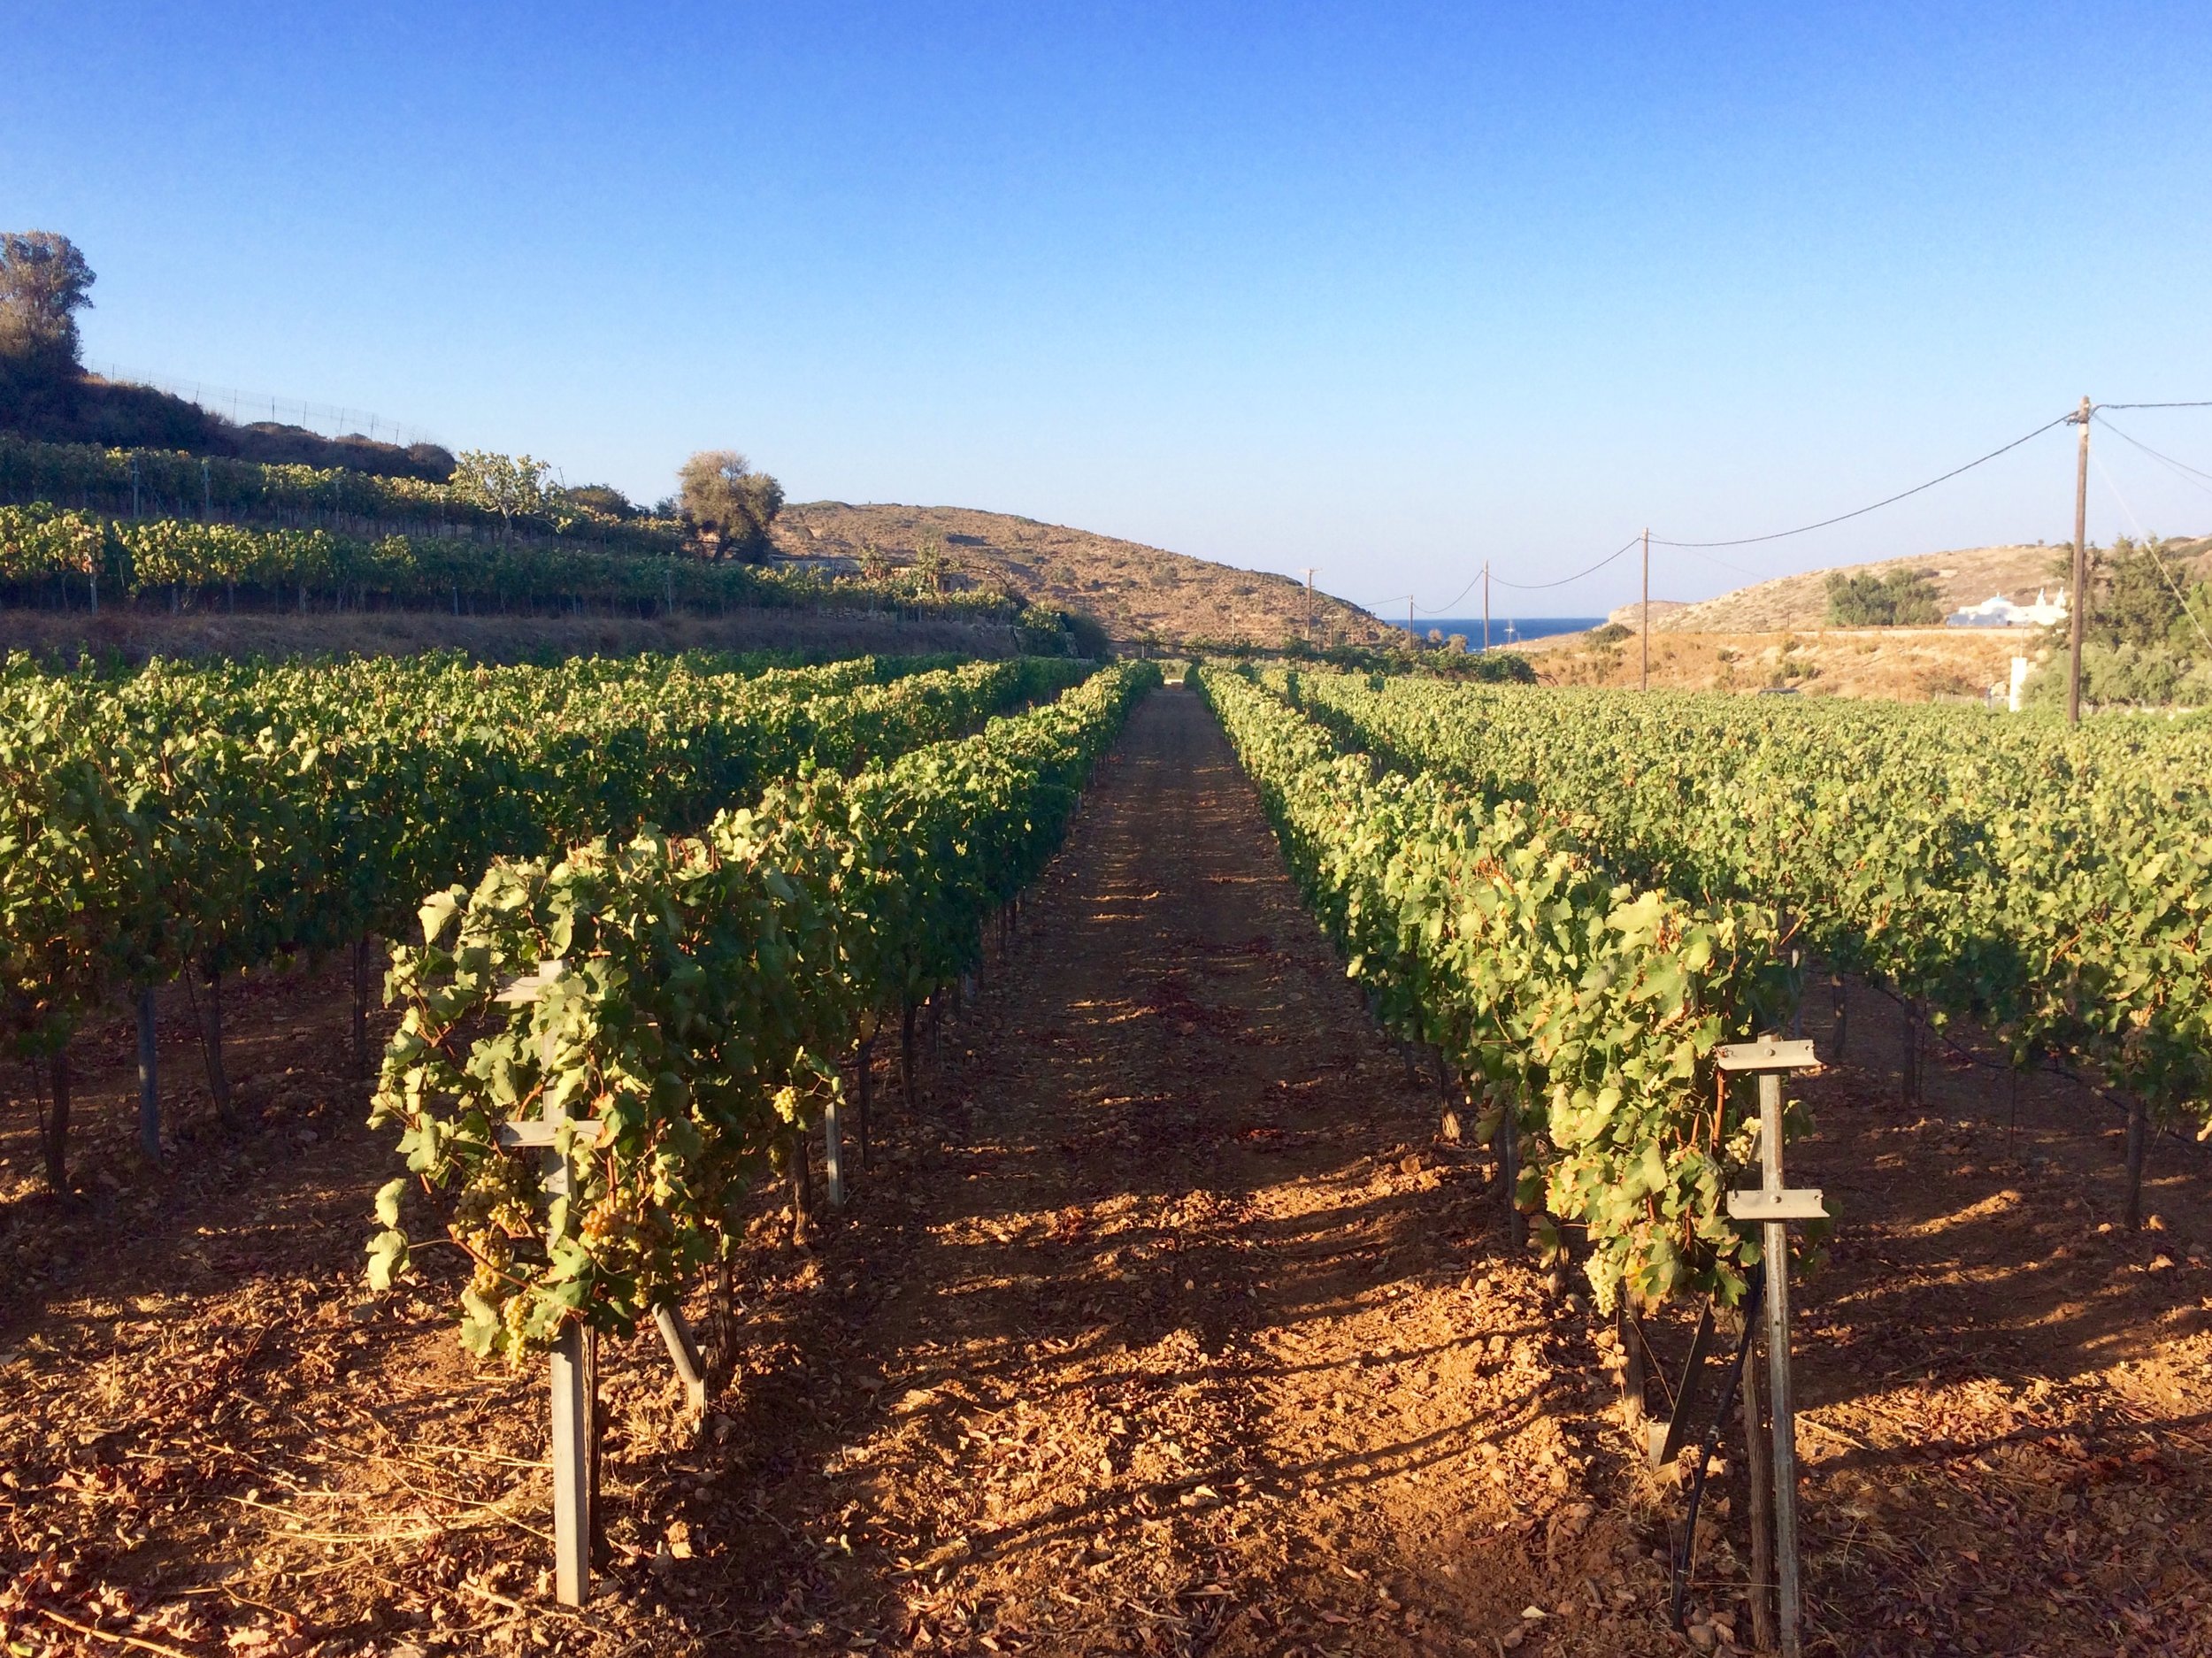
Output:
[0, 651, 1085, 1174]
[1272, 668, 2212, 1167]
[0, 500, 1034, 626]
[370, 662, 1161, 1357]
[1192, 665, 1800, 1311]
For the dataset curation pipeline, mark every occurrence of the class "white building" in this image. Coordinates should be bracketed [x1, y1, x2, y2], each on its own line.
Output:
[1946, 587, 2068, 628]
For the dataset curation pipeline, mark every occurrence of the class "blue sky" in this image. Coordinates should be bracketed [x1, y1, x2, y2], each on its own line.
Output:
[8, 2, 2212, 617]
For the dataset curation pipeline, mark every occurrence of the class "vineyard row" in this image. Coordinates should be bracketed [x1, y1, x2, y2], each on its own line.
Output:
[4, 650, 1088, 1185]
[0, 503, 1031, 631]
[1191, 664, 1800, 1313]
[1269, 667, 2212, 1218]
[370, 661, 1162, 1356]
[0, 433, 674, 553]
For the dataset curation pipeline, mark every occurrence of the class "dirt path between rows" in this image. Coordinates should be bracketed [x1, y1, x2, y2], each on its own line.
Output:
[712, 683, 1640, 1656]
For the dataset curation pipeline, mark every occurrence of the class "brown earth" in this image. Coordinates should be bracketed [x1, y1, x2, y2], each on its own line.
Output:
[1525, 627, 2037, 702]
[773, 504, 1395, 652]
[3, 687, 2210, 1656]
[0, 604, 1022, 668]
[1773, 980, 2212, 1656]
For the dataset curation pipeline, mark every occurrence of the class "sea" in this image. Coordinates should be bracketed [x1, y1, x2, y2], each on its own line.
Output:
[1394, 616, 1605, 647]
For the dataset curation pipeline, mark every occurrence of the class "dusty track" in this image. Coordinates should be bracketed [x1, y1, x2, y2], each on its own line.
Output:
[715, 683, 1637, 1654]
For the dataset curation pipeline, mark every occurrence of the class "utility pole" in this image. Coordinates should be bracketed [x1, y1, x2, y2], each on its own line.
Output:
[1640, 527, 1651, 692]
[1409, 594, 1417, 649]
[2068, 395, 2092, 726]
[1482, 562, 1491, 652]
[1302, 567, 1318, 646]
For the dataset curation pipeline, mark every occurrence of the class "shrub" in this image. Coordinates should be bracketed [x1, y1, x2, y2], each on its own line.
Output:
[2022, 642, 2212, 710]
[1825, 567, 1945, 626]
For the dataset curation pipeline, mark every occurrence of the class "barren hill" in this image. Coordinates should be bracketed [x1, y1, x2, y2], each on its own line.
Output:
[1652, 538, 2212, 633]
[773, 503, 1394, 649]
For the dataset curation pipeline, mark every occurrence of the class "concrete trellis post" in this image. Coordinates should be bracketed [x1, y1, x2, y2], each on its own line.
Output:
[495, 1115, 603, 1606]
[495, 1101, 714, 1606]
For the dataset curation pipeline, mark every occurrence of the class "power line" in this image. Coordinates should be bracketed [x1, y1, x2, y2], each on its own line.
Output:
[1376, 399, 2212, 616]
[1648, 411, 2076, 549]
[1667, 543, 1765, 580]
[1491, 535, 1643, 591]
[1398, 569, 1489, 617]
[2089, 448, 2212, 657]
[2095, 416, 2212, 493]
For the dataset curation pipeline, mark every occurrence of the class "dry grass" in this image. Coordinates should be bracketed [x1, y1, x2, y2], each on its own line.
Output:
[1528, 626, 2041, 702]
[773, 503, 1397, 650]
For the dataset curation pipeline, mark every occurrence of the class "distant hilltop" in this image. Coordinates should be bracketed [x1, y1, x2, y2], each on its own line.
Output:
[774, 502, 1398, 650]
[1640, 538, 2210, 633]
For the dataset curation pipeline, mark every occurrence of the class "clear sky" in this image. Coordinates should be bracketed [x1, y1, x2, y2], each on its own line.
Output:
[8, 2, 2211, 618]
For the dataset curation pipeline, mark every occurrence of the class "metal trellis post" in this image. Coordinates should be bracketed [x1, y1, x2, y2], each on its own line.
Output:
[1719, 1036, 1824, 1658]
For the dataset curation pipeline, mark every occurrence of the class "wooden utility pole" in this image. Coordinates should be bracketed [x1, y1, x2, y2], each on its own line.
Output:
[1640, 527, 1651, 692]
[2067, 396, 2092, 725]
[1482, 562, 1491, 651]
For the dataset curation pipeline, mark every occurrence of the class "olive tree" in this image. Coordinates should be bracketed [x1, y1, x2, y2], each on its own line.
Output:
[678, 450, 784, 562]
